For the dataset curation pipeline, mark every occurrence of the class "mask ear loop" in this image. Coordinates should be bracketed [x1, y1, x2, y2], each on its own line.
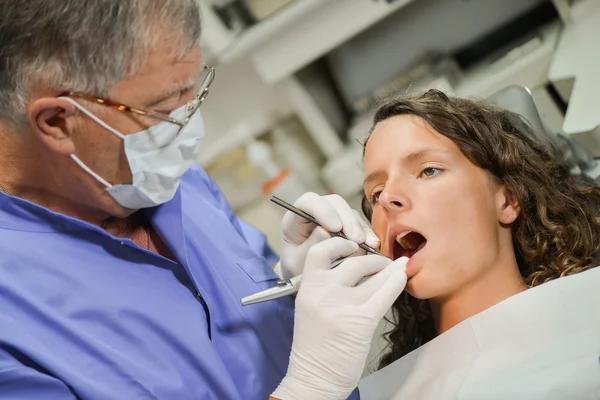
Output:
[58, 97, 126, 189]
[59, 97, 126, 139]
[69, 154, 113, 188]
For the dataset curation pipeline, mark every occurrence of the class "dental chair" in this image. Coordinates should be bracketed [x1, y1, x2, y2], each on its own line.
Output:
[487, 85, 599, 181]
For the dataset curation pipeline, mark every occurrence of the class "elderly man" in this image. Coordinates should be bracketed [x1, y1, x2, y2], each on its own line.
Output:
[0, 1, 407, 399]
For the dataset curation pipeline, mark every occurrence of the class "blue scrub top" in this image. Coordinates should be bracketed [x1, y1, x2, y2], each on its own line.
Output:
[0, 164, 360, 400]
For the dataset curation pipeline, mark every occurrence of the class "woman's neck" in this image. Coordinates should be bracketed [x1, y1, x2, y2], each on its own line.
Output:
[429, 261, 528, 335]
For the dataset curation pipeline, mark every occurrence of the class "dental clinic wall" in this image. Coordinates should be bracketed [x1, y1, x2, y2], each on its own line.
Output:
[199, 57, 293, 156]
[198, 57, 313, 253]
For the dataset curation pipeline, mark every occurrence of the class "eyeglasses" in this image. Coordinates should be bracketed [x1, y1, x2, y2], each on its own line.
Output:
[60, 64, 215, 127]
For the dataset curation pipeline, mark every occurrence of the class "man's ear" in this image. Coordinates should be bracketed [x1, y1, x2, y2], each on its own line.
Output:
[497, 184, 521, 225]
[29, 97, 78, 155]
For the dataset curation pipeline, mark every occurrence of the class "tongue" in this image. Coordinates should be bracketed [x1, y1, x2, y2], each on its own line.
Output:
[405, 241, 426, 258]
[394, 233, 427, 260]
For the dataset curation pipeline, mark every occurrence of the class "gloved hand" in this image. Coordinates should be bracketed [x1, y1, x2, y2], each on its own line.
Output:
[278, 192, 380, 280]
[272, 238, 408, 400]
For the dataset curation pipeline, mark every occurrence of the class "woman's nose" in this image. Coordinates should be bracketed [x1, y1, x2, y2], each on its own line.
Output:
[379, 188, 405, 211]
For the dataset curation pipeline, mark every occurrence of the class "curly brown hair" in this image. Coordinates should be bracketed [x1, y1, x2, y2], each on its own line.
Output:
[361, 89, 600, 369]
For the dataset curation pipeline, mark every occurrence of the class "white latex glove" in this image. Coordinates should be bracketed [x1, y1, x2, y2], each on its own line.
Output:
[279, 192, 380, 280]
[272, 238, 408, 400]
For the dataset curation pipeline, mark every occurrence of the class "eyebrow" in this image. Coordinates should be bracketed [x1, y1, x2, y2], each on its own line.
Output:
[363, 148, 450, 185]
[406, 148, 450, 162]
[364, 171, 386, 185]
[145, 75, 198, 107]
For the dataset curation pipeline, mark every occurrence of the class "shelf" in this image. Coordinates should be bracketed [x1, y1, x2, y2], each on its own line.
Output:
[217, 0, 332, 64]
[244, 0, 415, 84]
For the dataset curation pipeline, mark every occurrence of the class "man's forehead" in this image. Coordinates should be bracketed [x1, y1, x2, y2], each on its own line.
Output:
[138, 45, 202, 78]
[111, 45, 202, 104]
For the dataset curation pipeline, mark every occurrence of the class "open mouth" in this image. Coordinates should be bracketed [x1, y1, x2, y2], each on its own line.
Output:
[393, 231, 427, 260]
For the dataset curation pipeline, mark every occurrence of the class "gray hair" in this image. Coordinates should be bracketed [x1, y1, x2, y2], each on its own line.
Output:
[0, 0, 202, 130]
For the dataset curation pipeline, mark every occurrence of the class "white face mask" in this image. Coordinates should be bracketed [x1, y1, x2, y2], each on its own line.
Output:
[60, 97, 205, 210]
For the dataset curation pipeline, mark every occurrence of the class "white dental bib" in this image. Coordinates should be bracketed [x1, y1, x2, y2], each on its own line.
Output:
[359, 267, 600, 399]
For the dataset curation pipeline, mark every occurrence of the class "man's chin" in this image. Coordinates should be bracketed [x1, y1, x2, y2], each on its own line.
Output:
[108, 202, 139, 219]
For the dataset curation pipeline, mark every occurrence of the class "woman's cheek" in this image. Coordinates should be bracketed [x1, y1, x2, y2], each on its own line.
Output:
[370, 209, 389, 256]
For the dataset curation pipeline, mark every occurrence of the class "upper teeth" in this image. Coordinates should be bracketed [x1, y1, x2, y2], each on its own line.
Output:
[396, 231, 416, 250]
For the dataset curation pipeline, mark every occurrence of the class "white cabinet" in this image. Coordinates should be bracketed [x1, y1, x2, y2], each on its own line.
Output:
[199, 0, 416, 164]
[203, 0, 415, 81]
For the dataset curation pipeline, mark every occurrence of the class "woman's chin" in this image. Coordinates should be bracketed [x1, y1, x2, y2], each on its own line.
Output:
[404, 279, 420, 298]
[404, 277, 420, 297]
[404, 250, 438, 299]
[404, 273, 433, 300]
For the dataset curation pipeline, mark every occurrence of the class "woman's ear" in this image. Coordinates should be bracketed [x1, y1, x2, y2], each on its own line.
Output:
[496, 184, 521, 225]
[29, 97, 78, 155]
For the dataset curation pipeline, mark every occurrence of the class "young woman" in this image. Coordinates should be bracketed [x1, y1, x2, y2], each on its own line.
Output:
[360, 89, 600, 398]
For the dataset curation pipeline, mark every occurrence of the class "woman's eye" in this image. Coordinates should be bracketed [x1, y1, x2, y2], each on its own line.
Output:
[421, 167, 442, 178]
[370, 191, 382, 204]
